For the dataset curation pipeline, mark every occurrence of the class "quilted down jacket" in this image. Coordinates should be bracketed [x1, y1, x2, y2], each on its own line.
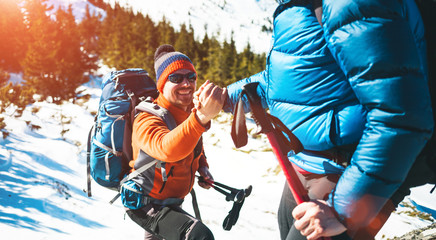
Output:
[223, 0, 433, 230]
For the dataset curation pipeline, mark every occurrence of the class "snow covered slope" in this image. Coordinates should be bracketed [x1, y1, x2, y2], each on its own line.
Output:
[0, 79, 435, 239]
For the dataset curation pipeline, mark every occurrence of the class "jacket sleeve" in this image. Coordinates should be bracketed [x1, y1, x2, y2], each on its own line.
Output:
[322, 0, 434, 230]
[198, 151, 209, 169]
[223, 70, 269, 113]
[133, 110, 206, 162]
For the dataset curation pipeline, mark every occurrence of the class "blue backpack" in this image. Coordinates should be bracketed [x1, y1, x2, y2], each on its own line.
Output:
[86, 68, 176, 199]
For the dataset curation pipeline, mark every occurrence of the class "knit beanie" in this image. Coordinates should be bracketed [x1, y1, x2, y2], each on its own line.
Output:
[154, 44, 196, 92]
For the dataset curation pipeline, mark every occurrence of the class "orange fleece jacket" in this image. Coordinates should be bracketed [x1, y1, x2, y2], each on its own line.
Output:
[130, 95, 209, 200]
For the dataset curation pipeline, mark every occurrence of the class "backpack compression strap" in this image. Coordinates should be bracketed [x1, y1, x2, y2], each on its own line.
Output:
[86, 124, 95, 197]
[92, 109, 124, 157]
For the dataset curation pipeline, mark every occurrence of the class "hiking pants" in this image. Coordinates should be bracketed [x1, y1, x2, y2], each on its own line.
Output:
[277, 171, 352, 240]
[126, 203, 214, 240]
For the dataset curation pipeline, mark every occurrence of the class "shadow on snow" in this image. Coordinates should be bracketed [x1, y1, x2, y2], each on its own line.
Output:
[0, 140, 104, 232]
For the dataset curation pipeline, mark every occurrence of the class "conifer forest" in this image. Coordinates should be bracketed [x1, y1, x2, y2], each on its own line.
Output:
[0, 0, 266, 117]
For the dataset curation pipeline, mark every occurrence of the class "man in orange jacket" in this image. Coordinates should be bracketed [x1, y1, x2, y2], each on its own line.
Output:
[121, 44, 226, 240]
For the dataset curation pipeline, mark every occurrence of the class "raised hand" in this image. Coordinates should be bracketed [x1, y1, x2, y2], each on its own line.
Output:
[194, 80, 227, 125]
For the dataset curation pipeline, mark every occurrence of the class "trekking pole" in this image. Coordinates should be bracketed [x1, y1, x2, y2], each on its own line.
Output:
[196, 175, 252, 203]
[240, 82, 309, 204]
[239, 82, 331, 240]
[196, 175, 252, 230]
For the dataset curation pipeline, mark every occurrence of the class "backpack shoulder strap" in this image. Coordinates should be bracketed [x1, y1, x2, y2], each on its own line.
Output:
[109, 100, 177, 204]
[86, 124, 95, 197]
[135, 100, 177, 130]
[134, 100, 178, 182]
[194, 136, 204, 160]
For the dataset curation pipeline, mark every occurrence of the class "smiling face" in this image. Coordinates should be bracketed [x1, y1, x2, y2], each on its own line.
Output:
[162, 68, 197, 111]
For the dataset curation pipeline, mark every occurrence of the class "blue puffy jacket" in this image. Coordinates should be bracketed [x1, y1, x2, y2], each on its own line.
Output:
[224, 0, 433, 230]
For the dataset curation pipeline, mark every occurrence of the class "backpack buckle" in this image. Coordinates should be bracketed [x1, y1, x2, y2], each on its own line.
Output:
[126, 89, 134, 99]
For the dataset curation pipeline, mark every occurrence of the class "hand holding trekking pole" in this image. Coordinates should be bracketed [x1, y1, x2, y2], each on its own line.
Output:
[293, 200, 347, 240]
[197, 166, 213, 189]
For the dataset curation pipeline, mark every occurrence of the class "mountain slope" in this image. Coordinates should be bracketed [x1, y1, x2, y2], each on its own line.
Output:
[48, 0, 276, 53]
[110, 0, 276, 53]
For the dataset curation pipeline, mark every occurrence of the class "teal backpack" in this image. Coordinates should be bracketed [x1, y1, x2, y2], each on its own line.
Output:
[86, 68, 176, 199]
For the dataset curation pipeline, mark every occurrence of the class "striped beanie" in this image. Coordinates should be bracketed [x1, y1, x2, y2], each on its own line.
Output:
[154, 44, 196, 92]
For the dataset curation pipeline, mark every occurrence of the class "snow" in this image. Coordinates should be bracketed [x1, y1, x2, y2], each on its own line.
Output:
[46, 0, 106, 22]
[1, 77, 435, 240]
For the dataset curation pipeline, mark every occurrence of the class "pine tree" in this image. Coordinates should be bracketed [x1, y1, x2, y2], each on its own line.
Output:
[220, 40, 232, 83]
[239, 43, 255, 79]
[99, 2, 130, 69]
[222, 33, 237, 85]
[22, 0, 59, 100]
[196, 32, 211, 85]
[204, 36, 225, 86]
[253, 52, 266, 75]
[156, 17, 176, 46]
[79, 4, 102, 73]
[99, 3, 155, 71]
[22, 1, 91, 103]
[127, 12, 157, 73]
[53, 5, 92, 101]
[174, 24, 197, 58]
[0, 0, 28, 72]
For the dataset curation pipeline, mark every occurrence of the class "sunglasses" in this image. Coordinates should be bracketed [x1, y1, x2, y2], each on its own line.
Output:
[168, 72, 197, 84]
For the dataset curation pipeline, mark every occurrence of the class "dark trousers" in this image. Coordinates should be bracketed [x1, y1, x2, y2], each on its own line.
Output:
[277, 153, 435, 240]
[126, 203, 214, 240]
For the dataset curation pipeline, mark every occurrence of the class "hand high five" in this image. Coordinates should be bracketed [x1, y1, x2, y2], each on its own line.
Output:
[194, 80, 227, 125]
